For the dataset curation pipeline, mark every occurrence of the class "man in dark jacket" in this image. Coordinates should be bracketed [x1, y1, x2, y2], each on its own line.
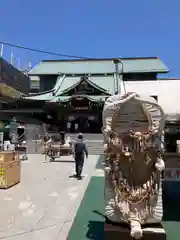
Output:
[73, 133, 88, 180]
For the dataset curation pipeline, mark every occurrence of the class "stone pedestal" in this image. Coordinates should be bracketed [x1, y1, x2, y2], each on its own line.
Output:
[104, 221, 166, 240]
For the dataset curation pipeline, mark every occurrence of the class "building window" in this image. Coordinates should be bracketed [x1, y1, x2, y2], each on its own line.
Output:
[123, 73, 157, 81]
[164, 124, 180, 153]
[30, 80, 40, 89]
[165, 134, 178, 153]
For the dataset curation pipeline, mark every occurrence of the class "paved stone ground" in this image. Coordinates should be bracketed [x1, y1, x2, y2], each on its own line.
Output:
[0, 154, 101, 240]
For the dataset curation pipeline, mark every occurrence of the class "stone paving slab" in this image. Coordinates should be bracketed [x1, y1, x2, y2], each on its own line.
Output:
[0, 154, 100, 240]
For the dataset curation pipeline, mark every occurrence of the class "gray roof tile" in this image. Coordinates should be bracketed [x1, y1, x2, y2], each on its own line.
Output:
[28, 58, 168, 75]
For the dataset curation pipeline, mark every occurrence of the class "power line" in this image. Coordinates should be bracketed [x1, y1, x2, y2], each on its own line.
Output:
[0, 40, 92, 59]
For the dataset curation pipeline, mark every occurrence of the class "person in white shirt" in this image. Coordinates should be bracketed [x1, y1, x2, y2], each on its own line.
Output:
[75, 123, 78, 133]
[67, 122, 71, 133]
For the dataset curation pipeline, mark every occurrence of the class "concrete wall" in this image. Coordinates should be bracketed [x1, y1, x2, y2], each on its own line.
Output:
[124, 79, 180, 114]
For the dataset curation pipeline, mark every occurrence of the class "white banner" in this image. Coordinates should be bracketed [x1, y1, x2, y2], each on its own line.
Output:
[162, 168, 180, 181]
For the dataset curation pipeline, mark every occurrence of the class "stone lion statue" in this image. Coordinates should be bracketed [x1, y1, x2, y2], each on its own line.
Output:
[102, 92, 165, 239]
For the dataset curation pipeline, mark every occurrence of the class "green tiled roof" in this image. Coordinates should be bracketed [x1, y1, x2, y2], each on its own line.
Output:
[54, 76, 115, 96]
[49, 95, 108, 103]
[50, 96, 70, 102]
[55, 76, 80, 95]
[24, 91, 53, 101]
[25, 75, 116, 101]
[28, 57, 168, 75]
[56, 76, 110, 96]
[53, 74, 66, 93]
[89, 76, 114, 94]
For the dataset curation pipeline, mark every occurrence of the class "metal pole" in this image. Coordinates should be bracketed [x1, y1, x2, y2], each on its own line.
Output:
[119, 60, 125, 94]
[113, 59, 124, 95]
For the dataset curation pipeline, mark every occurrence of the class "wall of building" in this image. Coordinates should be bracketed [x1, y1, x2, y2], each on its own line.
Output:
[39, 75, 57, 91]
[29, 76, 40, 93]
[124, 79, 180, 114]
[29, 75, 57, 92]
[0, 58, 30, 94]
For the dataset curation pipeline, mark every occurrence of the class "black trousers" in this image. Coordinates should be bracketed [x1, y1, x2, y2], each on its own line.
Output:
[75, 157, 84, 177]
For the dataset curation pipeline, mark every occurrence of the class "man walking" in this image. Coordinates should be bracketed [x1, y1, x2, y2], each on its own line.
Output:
[72, 133, 88, 180]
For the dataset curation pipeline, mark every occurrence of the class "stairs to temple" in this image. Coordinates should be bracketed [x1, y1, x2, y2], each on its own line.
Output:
[69, 133, 104, 155]
[28, 130, 104, 155]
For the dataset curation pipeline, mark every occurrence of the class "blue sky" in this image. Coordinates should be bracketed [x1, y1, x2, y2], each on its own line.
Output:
[0, 0, 180, 77]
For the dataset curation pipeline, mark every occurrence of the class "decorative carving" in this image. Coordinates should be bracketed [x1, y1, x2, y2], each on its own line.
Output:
[73, 76, 94, 94]
[102, 92, 165, 239]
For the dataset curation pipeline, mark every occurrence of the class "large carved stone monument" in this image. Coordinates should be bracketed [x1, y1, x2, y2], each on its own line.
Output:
[102, 92, 166, 239]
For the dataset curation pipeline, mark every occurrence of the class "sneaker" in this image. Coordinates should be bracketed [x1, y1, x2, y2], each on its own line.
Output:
[77, 176, 82, 180]
[69, 174, 77, 178]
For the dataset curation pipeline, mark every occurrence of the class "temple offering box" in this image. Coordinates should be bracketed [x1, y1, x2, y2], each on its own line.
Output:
[0, 151, 21, 189]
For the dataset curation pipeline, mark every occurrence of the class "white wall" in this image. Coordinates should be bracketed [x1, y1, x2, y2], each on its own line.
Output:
[124, 79, 180, 114]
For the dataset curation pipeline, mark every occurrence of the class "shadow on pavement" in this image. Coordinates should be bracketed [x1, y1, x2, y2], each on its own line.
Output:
[50, 160, 75, 163]
[163, 200, 180, 222]
[162, 181, 180, 222]
[96, 155, 104, 170]
[86, 221, 104, 240]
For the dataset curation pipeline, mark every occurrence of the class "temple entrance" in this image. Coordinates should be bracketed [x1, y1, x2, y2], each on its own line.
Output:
[54, 95, 104, 133]
[67, 114, 101, 133]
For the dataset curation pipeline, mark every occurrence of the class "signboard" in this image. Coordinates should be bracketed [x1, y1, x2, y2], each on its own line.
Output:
[162, 168, 180, 181]
[0, 167, 5, 186]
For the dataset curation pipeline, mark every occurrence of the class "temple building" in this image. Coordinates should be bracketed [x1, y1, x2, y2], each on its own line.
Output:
[1, 56, 180, 153]
[13, 57, 169, 132]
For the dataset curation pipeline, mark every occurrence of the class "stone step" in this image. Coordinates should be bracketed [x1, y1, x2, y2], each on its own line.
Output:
[69, 134, 104, 155]
[69, 133, 103, 141]
[85, 144, 104, 154]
